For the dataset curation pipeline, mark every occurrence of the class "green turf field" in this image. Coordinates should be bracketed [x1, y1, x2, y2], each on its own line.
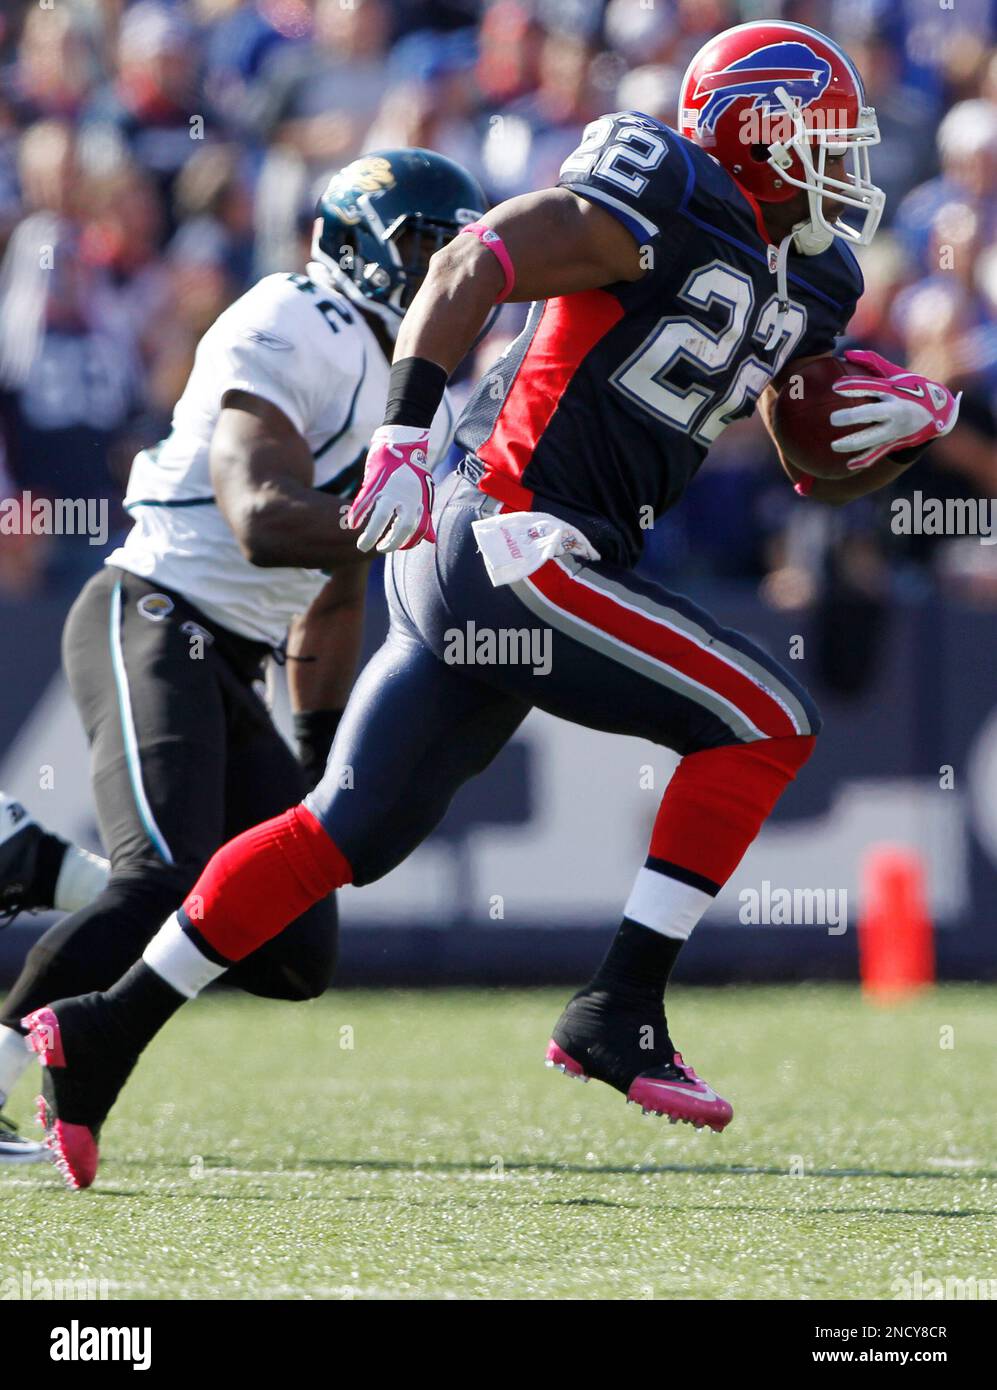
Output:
[1, 985, 994, 1300]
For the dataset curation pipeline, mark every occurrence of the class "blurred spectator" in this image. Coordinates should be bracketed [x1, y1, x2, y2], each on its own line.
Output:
[144, 254, 236, 423]
[168, 143, 256, 289]
[195, 0, 304, 135]
[615, 65, 683, 125]
[897, 280, 996, 498]
[0, 120, 140, 591]
[4, 3, 100, 125]
[0, 95, 23, 252]
[81, 1, 204, 234]
[849, 234, 913, 357]
[366, 27, 481, 175]
[81, 159, 174, 364]
[0, 119, 80, 390]
[476, 0, 545, 106]
[481, 25, 600, 197]
[844, 29, 939, 222]
[894, 99, 997, 272]
[603, 0, 678, 68]
[391, 1, 482, 41]
[254, 0, 393, 169]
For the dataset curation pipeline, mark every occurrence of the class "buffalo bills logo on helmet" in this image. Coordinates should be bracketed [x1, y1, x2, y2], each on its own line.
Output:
[695, 41, 832, 133]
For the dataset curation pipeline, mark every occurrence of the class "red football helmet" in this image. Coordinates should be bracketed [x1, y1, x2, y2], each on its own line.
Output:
[679, 20, 885, 251]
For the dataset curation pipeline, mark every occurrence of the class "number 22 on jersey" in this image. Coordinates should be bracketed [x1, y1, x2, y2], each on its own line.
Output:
[562, 116, 807, 445]
[614, 262, 806, 444]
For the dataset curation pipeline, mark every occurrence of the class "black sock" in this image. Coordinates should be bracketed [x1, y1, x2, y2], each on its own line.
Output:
[103, 960, 186, 1051]
[587, 918, 684, 1003]
[0, 877, 187, 1033]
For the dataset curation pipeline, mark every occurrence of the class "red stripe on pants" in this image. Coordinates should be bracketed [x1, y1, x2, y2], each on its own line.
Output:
[526, 560, 799, 739]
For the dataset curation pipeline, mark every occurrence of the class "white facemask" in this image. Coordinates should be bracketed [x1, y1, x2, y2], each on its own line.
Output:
[766, 86, 886, 253]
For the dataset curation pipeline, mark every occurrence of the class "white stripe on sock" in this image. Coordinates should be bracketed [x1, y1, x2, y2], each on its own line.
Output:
[624, 866, 714, 941]
[142, 913, 227, 999]
[53, 844, 110, 913]
[0, 1024, 34, 1106]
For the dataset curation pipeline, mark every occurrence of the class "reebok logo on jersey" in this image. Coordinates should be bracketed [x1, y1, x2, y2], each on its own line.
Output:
[241, 328, 294, 351]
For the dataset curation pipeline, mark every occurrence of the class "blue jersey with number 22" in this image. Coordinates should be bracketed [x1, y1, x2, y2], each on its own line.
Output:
[454, 110, 863, 565]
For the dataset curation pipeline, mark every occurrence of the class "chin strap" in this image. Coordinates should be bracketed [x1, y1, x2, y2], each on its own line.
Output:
[764, 216, 838, 352]
[765, 234, 793, 351]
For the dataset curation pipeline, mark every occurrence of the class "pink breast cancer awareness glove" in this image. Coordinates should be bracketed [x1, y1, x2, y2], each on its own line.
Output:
[347, 425, 436, 553]
[829, 348, 961, 472]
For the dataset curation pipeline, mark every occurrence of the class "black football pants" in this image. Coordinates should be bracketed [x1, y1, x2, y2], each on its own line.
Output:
[0, 566, 337, 1031]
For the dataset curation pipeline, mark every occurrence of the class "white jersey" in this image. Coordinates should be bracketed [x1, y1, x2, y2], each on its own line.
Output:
[108, 272, 455, 646]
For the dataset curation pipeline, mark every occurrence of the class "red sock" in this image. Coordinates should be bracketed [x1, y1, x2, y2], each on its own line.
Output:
[181, 805, 352, 962]
[649, 735, 816, 889]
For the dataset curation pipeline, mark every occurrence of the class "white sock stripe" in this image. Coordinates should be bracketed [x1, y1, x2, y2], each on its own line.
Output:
[624, 865, 715, 941]
[53, 845, 110, 914]
[0, 1023, 34, 1104]
[142, 914, 226, 999]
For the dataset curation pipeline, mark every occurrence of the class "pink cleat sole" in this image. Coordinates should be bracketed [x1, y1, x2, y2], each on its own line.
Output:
[544, 1040, 590, 1081]
[544, 1039, 733, 1133]
[22, 1007, 100, 1190]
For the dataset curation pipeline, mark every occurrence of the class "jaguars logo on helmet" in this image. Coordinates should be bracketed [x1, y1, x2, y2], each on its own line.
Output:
[310, 148, 486, 334]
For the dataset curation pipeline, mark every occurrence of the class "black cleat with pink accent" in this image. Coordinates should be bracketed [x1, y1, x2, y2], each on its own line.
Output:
[22, 996, 140, 1189]
[545, 988, 733, 1132]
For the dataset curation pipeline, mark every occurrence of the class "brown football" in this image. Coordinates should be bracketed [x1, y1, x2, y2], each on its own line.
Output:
[772, 355, 879, 480]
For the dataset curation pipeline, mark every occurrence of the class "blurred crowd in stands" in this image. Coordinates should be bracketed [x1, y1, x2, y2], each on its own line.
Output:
[0, 0, 994, 611]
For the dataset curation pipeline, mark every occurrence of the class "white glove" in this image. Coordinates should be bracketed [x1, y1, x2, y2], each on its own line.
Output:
[829, 350, 961, 472]
[347, 425, 436, 553]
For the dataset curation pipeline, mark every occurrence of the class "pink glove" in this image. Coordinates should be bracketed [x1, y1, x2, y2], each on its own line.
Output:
[829, 349, 961, 472]
[347, 425, 436, 553]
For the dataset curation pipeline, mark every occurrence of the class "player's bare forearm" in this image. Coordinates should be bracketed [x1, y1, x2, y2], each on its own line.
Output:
[782, 452, 914, 505]
[393, 188, 644, 373]
[286, 566, 369, 713]
[211, 391, 366, 568]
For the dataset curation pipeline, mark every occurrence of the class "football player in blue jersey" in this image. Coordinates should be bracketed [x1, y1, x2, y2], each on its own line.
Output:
[23, 22, 961, 1188]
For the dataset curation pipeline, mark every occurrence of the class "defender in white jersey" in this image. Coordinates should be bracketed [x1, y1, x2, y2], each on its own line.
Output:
[0, 150, 484, 1163]
[108, 268, 455, 648]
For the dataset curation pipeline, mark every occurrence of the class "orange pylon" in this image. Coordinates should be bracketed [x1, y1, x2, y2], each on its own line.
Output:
[858, 845, 935, 1001]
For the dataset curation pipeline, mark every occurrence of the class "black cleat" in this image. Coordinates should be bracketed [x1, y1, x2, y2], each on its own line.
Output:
[0, 795, 49, 926]
[22, 996, 140, 1189]
[0, 1111, 47, 1164]
[545, 987, 734, 1132]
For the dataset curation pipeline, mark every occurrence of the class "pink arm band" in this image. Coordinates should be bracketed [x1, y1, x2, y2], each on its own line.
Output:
[794, 475, 814, 497]
[459, 222, 515, 303]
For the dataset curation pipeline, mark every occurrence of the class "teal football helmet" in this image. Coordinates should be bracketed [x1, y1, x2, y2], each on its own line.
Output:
[311, 149, 486, 332]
